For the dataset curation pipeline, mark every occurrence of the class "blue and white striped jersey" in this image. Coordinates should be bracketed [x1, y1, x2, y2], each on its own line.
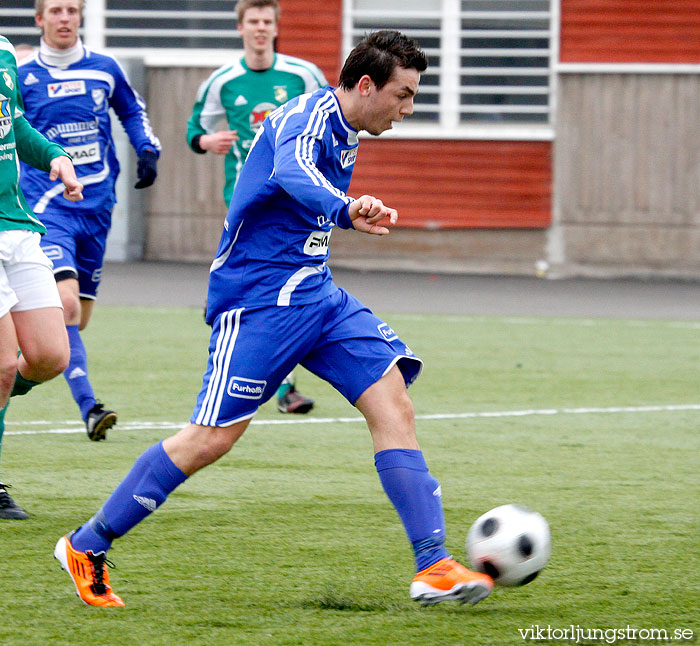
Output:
[16, 43, 160, 218]
[206, 87, 359, 320]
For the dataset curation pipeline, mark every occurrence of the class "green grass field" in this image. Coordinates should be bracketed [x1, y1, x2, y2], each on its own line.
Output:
[1, 306, 698, 646]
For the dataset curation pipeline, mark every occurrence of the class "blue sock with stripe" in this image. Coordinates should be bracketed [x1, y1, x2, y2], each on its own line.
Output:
[71, 441, 187, 554]
[374, 448, 450, 572]
[64, 325, 96, 421]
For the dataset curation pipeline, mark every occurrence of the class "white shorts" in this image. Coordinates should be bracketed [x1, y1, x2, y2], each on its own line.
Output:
[0, 229, 62, 318]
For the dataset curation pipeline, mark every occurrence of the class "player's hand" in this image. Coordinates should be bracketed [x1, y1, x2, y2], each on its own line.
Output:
[134, 148, 158, 189]
[49, 155, 83, 202]
[200, 130, 239, 155]
[348, 195, 398, 235]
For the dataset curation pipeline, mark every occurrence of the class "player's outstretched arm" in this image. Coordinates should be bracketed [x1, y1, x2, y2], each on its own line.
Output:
[49, 155, 83, 202]
[348, 195, 398, 235]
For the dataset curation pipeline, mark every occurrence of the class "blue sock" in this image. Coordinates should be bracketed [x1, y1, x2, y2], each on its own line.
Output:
[71, 441, 187, 554]
[375, 448, 450, 572]
[64, 325, 97, 420]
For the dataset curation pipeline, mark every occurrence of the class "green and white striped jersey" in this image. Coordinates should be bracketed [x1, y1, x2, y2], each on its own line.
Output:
[186, 53, 328, 205]
[0, 36, 67, 233]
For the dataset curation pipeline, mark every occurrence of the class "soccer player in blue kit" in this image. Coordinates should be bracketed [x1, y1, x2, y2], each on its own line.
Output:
[54, 30, 494, 608]
[17, 0, 161, 441]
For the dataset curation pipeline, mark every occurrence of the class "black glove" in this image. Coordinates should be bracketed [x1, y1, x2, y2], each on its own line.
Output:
[134, 149, 158, 189]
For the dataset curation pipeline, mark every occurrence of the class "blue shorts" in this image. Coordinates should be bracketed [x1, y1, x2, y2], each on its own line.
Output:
[191, 288, 423, 427]
[39, 210, 111, 300]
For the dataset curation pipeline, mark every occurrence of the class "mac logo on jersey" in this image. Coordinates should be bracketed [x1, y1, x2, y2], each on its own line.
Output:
[64, 142, 100, 165]
[377, 323, 398, 342]
[340, 147, 358, 168]
[48, 80, 86, 98]
[303, 230, 332, 256]
[227, 376, 267, 400]
[2, 71, 13, 91]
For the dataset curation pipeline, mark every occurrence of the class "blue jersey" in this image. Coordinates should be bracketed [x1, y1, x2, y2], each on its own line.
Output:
[16, 44, 160, 219]
[206, 87, 359, 320]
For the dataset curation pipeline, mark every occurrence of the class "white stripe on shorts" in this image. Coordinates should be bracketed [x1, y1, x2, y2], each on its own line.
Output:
[195, 308, 243, 427]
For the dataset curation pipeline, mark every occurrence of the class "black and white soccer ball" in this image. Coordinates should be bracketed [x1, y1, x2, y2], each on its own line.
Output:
[466, 504, 551, 586]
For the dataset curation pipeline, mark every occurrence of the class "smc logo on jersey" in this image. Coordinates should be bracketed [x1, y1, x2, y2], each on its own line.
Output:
[227, 377, 267, 399]
[340, 147, 358, 168]
[48, 80, 86, 98]
[303, 230, 332, 256]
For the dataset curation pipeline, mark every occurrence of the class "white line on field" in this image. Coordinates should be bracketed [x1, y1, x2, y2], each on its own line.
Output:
[389, 314, 700, 329]
[5, 403, 700, 436]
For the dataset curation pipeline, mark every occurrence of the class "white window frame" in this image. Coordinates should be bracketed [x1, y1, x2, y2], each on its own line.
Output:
[0, 2, 238, 68]
[343, 0, 556, 141]
[2, 0, 559, 140]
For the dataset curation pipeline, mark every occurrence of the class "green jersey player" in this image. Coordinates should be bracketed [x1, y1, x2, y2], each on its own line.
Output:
[0, 34, 83, 519]
[187, 0, 327, 206]
[186, 0, 326, 415]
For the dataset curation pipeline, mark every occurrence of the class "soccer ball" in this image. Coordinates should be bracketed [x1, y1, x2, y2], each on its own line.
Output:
[466, 504, 551, 586]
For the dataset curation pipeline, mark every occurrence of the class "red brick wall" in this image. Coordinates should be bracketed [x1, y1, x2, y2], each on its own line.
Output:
[276, 3, 552, 229]
[349, 140, 552, 229]
[561, 0, 700, 63]
[276, 0, 344, 84]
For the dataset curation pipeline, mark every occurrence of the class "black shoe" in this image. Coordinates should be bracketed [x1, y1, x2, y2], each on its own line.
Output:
[277, 387, 314, 414]
[0, 483, 29, 520]
[86, 403, 117, 441]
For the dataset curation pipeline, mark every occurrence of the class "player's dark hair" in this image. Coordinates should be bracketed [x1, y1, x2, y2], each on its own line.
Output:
[338, 30, 427, 91]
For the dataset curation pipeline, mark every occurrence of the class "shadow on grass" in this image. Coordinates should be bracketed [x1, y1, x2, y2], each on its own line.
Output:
[301, 586, 406, 613]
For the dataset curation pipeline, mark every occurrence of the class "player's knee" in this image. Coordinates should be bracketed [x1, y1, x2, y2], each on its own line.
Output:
[386, 385, 414, 426]
[30, 346, 69, 380]
[61, 295, 81, 325]
[184, 428, 237, 468]
[53, 348, 70, 376]
[202, 429, 237, 461]
[0, 358, 18, 396]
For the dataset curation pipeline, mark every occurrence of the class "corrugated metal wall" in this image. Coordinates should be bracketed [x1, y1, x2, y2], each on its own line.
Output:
[348, 140, 552, 228]
[560, 0, 700, 63]
[553, 72, 700, 277]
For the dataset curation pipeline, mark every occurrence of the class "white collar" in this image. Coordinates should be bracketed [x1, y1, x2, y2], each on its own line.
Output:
[39, 37, 84, 68]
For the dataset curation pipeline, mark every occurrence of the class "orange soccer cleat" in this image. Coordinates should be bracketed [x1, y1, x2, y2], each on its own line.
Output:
[54, 533, 125, 607]
[409, 557, 493, 606]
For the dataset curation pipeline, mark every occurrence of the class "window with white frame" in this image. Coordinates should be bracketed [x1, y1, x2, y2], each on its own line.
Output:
[0, 1, 239, 51]
[2, 0, 555, 136]
[345, 0, 555, 134]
